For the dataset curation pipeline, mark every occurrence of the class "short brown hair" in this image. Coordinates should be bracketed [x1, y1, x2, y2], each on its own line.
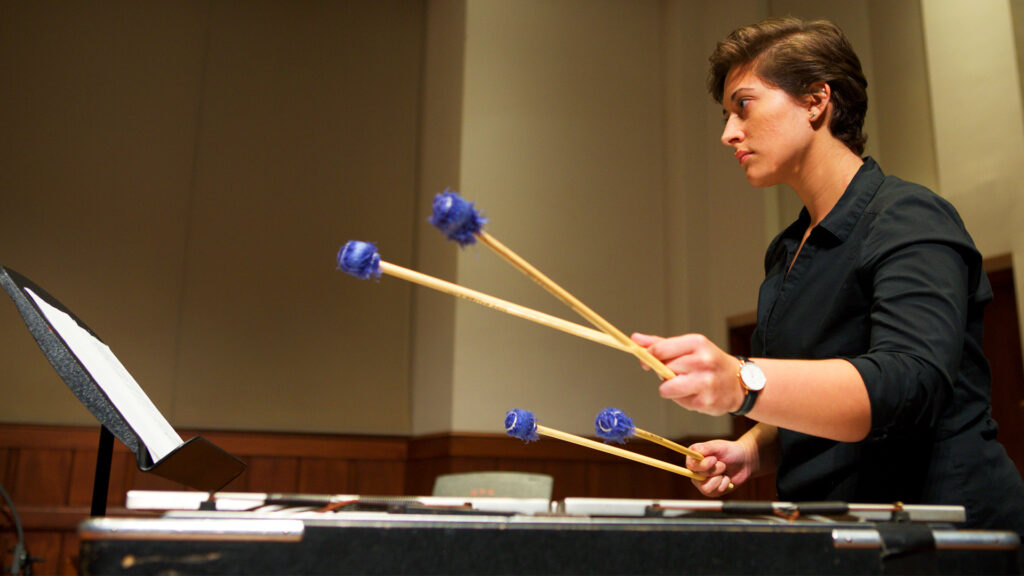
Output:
[708, 17, 868, 155]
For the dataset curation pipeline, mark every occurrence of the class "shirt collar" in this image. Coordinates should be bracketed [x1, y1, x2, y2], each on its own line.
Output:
[792, 156, 885, 244]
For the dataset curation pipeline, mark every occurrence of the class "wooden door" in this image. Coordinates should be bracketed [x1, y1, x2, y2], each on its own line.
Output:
[982, 267, 1024, 479]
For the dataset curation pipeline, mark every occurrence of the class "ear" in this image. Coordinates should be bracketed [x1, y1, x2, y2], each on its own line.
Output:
[805, 82, 831, 123]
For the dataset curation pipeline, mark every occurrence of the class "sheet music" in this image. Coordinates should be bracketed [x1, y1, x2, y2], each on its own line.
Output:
[26, 288, 182, 461]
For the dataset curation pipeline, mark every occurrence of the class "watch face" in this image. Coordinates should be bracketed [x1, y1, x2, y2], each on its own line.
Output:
[740, 362, 767, 391]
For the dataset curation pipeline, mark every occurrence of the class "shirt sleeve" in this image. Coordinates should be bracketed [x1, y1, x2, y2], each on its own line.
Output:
[845, 192, 977, 441]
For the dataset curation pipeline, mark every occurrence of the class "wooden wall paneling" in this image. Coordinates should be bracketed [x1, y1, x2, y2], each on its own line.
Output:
[495, 458, 547, 475]
[403, 434, 449, 494]
[0, 525, 13, 576]
[60, 531, 80, 576]
[66, 450, 94, 507]
[632, 466, 687, 500]
[407, 433, 504, 494]
[193, 429, 411, 495]
[0, 446, 10, 488]
[586, 462, 635, 498]
[298, 458, 352, 495]
[404, 460, 445, 496]
[0, 447, 12, 570]
[197, 430, 408, 462]
[353, 460, 405, 495]
[238, 456, 300, 494]
[447, 435, 535, 460]
[542, 459, 588, 500]
[17, 530, 61, 576]
[0, 425, 100, 451]
[67, 449, 133, 508]
[447, 457, 499, 473]
[9, 448, 74, 506]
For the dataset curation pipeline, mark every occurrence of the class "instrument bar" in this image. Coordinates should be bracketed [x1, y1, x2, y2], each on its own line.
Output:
[79, 518, 304, 542]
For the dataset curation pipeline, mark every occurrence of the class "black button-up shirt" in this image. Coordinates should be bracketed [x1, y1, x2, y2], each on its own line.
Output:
[752, 157, 1024, 532]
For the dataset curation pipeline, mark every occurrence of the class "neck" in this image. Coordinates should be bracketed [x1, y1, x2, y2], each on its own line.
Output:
[788, 140, 863, 226]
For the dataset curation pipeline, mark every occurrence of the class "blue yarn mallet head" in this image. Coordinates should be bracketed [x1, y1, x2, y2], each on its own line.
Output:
[336, 241, 382, 280]
[429, 189, 486, 246]
[505, 408, 539, 443]
[594, 408, 635, 444]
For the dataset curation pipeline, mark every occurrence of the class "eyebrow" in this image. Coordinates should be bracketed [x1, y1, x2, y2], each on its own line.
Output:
[728, 87, 754, 103]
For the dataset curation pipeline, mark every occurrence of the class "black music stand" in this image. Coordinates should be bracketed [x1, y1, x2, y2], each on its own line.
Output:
[0, 266, 246, 516]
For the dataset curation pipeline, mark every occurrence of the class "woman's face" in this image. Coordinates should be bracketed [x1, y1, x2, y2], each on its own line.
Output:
[720, 65, 815, 188]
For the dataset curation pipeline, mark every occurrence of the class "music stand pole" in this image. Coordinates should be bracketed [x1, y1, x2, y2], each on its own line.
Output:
[90, 425, 114, 517]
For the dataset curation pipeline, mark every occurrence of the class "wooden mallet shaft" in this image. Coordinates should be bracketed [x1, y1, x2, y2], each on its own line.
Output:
[535, 424, 706, 482]
[631, 428, 705, 461]
[377, 261, 627, 352]
[476, 231, 676, 381]
[628, 428, 734, 490]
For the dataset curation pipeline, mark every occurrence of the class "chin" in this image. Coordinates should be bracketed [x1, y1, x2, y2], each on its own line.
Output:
[744, 172, 776, 188]
[742, 163, 782, 188]
[742, 158, 787, 188]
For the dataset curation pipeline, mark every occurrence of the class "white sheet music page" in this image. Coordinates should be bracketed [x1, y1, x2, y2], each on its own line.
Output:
[26, 288, 182, 461]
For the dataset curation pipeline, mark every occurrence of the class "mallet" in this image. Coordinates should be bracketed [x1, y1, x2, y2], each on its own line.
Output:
[505, 409, 706, 482]
[595, 407, 704, 460]
[336, 241, 627, 352]
[430, 190, 676, 381]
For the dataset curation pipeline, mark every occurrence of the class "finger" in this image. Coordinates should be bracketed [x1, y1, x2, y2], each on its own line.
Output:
[687, 454, 716, 473]
[687, 444, 715, 469]
[646, 333, 705, 360]
[697, 476, 727, 497]
[714, 476, 733, 494]
[689, 442, 716, 459]
[659, 375, 709, 410]
[713, 460, 728, 476]
[660, 372, 731, 416]
[631, 334, 659, 371]
[658, 374, 696, 399]
[630, 332, 661, 346]
[692, 477, 717, 497]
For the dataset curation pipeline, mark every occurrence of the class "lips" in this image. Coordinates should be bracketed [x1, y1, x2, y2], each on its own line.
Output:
[734, 150, 751, 164]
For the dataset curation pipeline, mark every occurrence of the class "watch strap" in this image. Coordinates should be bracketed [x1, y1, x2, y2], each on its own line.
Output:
[730, 388, 759, 416]
[730, 356, 760, 416]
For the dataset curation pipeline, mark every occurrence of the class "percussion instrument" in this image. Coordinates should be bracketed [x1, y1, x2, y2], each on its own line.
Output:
[77, 490, 1021, 575]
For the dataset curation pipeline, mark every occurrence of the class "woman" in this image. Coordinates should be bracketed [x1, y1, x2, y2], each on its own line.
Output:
[632, 17, 1024, 544]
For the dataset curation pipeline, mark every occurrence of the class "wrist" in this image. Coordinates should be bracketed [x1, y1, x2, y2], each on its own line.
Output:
[729, 356, 766, 416]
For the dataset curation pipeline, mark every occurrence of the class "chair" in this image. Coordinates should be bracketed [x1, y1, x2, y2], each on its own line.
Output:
[431, 471, 553, 499]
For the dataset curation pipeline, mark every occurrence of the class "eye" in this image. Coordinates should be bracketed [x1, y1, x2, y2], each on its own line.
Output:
[722, 99, 750, 125]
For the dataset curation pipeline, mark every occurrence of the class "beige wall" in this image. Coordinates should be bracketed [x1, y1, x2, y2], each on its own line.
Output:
[411, 0, 465, 435]
[1016, 0, 1024, 103]
[1, 1, 424, 434]
[921, 0, 1024, 349]
[450, 0, 675, 436]
[921, 1, 1024, 257]
[2, 0, 1021, 441]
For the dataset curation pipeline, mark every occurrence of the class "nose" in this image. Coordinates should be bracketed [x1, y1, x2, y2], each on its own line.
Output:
[720, 115, 743, 147]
